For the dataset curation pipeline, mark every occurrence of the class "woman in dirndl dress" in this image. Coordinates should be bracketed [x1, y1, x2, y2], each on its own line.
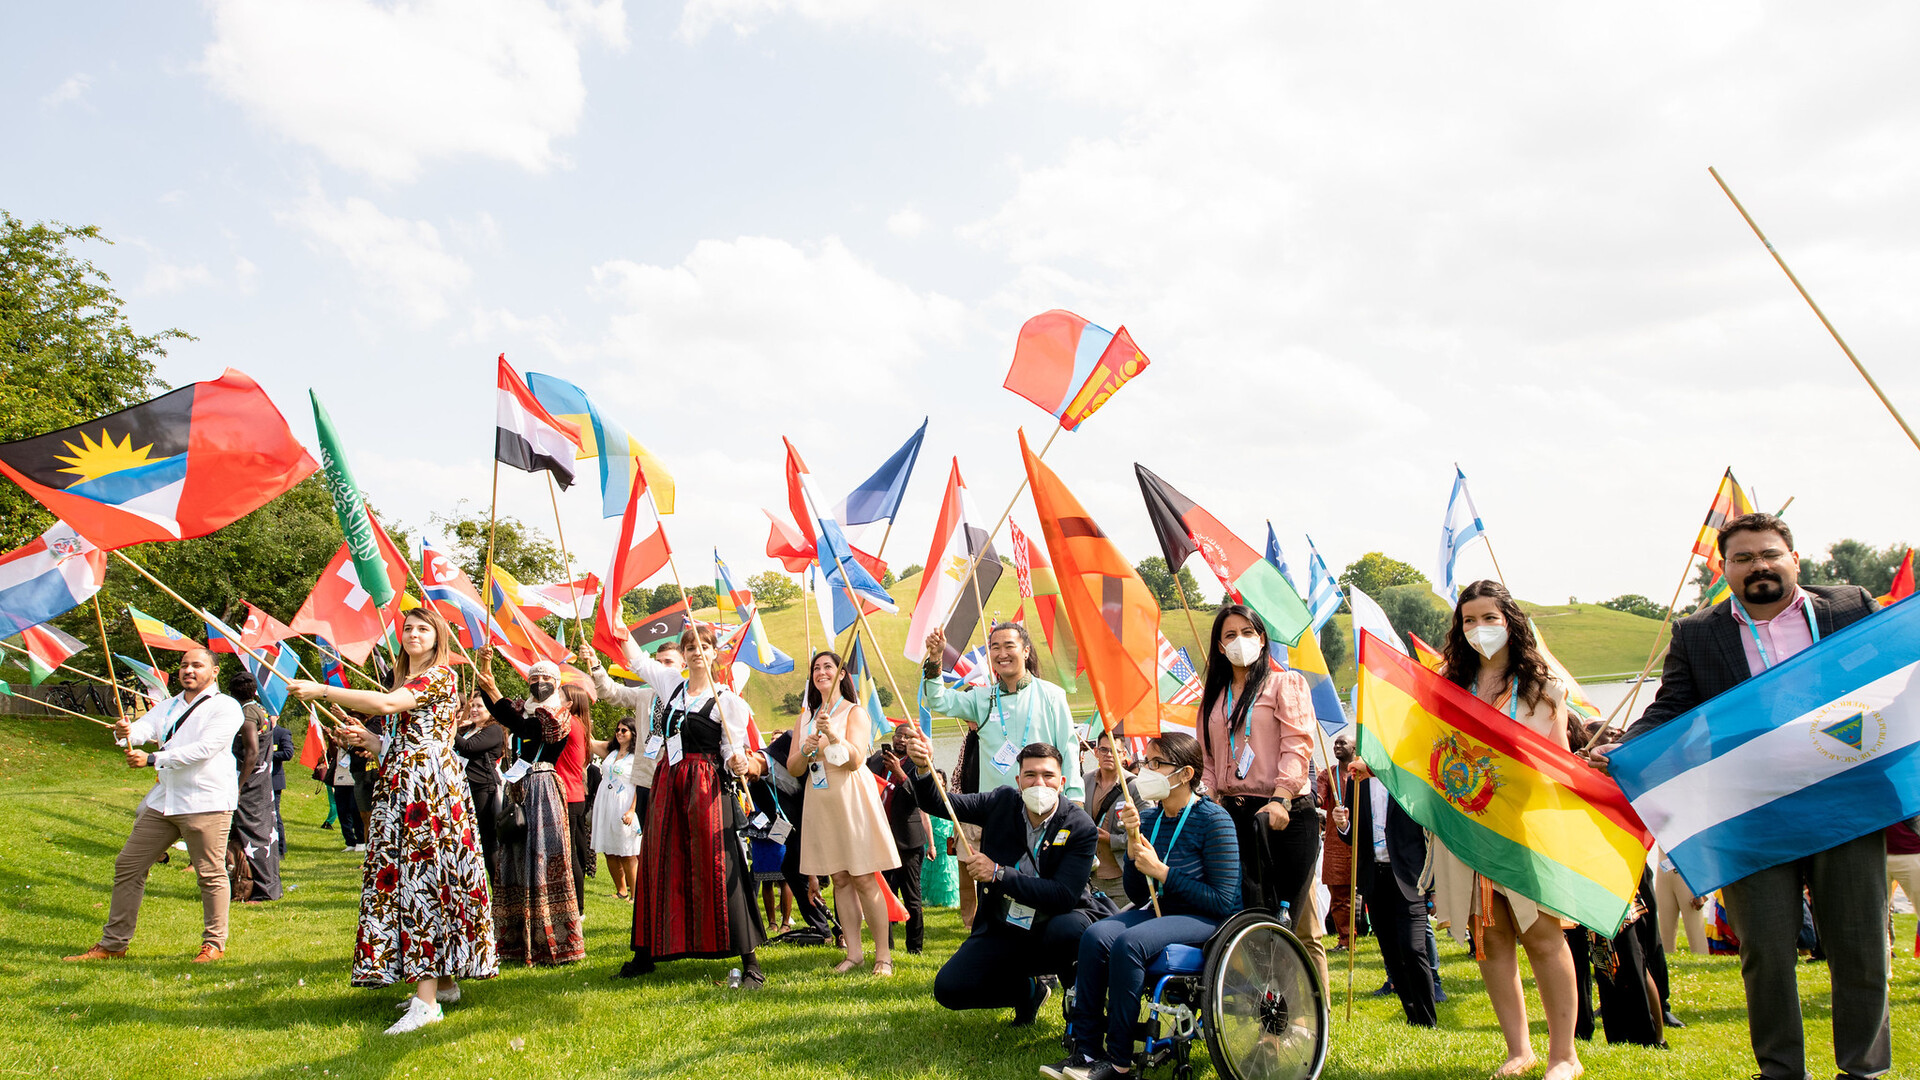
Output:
[289, 607, 497, 1034]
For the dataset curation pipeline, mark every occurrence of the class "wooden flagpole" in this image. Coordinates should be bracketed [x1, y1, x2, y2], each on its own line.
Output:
[0, 638, 135, 697]
[110, 551, 304, 679]
[1170, 572, 1210, 679]
[138, 634, 162, 681]
[0, 683, 114, 726]
[90, 596, 129, 729]
[544, 473, 593, 655]
[1710, 167, 1920, 455]
[1581, 551, 1692, 751]
[935, 426, 1062, 633]
[481, 457, 502, 619]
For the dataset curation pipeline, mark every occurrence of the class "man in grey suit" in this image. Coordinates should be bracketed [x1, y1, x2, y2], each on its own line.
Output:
[1601, 512, 1888, 1080]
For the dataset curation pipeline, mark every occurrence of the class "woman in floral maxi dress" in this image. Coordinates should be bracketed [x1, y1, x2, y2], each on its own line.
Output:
[291, 607, 497, 1034]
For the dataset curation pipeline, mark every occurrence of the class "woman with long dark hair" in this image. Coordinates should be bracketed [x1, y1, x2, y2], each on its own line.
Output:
[1434, 579, 1585, 1080]
[288, 607, 497, 1034]
[592, 716, 645, 900]
[453, 692, 506, 883]
[1195, 603, 1325, 984]
[787, 650, 901, 975]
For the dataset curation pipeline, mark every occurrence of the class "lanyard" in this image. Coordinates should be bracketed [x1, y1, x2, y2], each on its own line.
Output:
[1148, 799, 1193, 859]
[1469, 677, 1520, 720]
[1225, 686, 1241, 762]
[991, 683, 1032, 747]
[1732, 596, 1820, 671]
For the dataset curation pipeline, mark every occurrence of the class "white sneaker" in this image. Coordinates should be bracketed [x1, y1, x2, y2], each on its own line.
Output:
[384, 997, 442, 1034]
[394, 985, 461, 1008]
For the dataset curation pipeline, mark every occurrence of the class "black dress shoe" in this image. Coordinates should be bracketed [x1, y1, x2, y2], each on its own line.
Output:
[1012, 977, 1052, 1026]
[1662, 1010, 1685, 1028]
[612, 955, 655, 979]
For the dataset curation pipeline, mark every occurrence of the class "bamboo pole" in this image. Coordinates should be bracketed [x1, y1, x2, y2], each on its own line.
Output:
[545, 472, 593, 654]
[934, 426, 1062, 631]
[90, 596, 129, 728]
[1709, 166, 1920, 455]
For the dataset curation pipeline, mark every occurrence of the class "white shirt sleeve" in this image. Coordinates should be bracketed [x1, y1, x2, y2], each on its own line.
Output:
[619, 641, 688, 701]
[716, 693, 752, 762]
[151, 695, 245, 770]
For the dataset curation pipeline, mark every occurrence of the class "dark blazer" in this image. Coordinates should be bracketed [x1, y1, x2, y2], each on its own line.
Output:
[269, 724, 295, 791]
[868, 749, 927, 850]
[910, 765, 1098, 932]
[1628, 584, 1879, 737]
[1338, 775, 1428, 903]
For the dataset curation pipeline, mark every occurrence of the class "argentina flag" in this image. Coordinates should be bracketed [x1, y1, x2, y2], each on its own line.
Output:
[1609, 596, 1920, 896]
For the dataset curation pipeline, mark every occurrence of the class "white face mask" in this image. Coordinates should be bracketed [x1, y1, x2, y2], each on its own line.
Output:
[1133, 768, 1173, 802]
[1022, 783, 1060, 817]
[1223, 635, 1265, 668]
[1468, 624, 1509, 660]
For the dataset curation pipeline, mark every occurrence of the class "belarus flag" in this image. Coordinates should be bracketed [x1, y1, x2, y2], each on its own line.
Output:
[495, 355, 582, 488]
[0, 521, 107, 638]
[593, 465, 672, 663]
[904, 459, 1002, 665]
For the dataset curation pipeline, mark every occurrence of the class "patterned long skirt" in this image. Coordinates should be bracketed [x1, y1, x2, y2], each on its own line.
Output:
[631, 753, 765, 961]
[495, 770, 584, 966]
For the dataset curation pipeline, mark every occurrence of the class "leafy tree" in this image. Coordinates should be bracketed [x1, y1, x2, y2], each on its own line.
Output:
[877, 684, 896, 709]
[1338, 552, 1428, 597]
[1803, 539, 1910, 597]
[1136, 557, 1206, 611]
[899, 564, 923, 581]
[1378, 583, 1451, 656]
[747, 570, 801, 610]
[685, 584, 718, 612]
[779, 691, 805, 715]
[1318, 619, 1347, 672]
[642, 581, 716, 613]
[1601, 594, 1667, 621]
[881, 569, 896, 588]
[428, 504, 565, 585]
[1, 211, 184, 550]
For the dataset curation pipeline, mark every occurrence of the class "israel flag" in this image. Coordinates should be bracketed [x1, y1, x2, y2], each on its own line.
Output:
[1609, 597, 1920, 896]
[1436, 465, 1486, 603]
[1303, 536, 1342, 633]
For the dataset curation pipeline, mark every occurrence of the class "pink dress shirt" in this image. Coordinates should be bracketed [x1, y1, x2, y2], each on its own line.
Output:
[1200, 669, 1315, 800]
[1730, 587, 1818, 676]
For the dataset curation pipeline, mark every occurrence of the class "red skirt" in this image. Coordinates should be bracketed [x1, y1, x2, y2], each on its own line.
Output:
[631, 753, 764, 960]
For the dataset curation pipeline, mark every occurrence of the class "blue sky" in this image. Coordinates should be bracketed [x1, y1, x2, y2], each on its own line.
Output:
[4, 1, 1917, 615]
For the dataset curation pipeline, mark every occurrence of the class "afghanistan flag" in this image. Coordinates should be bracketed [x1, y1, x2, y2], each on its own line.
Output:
[0, 370, 316, 550]
[1356, 632, 1652, 935]
[16, 622, 86, 685]
[1135, 464, 1311, 646]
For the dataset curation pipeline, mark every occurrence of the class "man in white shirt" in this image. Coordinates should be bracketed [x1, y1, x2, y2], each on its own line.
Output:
[65, 648, 245, 963]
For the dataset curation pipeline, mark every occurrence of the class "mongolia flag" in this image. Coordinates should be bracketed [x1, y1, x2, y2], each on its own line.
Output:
[1878, 549, 1914, 607]
[592, 466, 673, 664]
[1003, 310, 1151, 431]
[115, 653, 168, 702]
[1609, 594, 1920, 897]
[1021, 429, 1161, 739]
[494, 355, 582, 489]
[0, 521, 107, 637]
[129, 604, 197, 651]
[526, 371, 675, 516]
[0, 369, 316, 550]
[904, 459, 1001, 665]
[1136, 464, 1311, 646]
[1357, 632, 1653, 935]
[1693, 469, 1754, 581]
[16, 622, 86, 685]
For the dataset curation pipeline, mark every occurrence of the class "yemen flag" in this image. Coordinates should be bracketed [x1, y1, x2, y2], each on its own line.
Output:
[1357, 633, 1652, 935]
[128, 604, 197, 651]
[903, 459, 1003, 665]
[1692, 469, 1754, 581]
[0, 370, 317, 551]
[1021, 429, 1161, 738]
[1002, 310, 1151, 432]
[592, 466, 673, 664]
[17, 622, 86, 684]
[1136, 464, 1311, 646]
[495, 355, 582, 488]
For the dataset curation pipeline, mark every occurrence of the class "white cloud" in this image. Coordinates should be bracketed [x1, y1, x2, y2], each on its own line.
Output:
[233, 255, 259, 294]
[886, 207, 926, 238]
[40, 73, 92, 109]
[279, 190, 472, 325]
[139, 261, 215, 295]
[200, 0, 627, 183]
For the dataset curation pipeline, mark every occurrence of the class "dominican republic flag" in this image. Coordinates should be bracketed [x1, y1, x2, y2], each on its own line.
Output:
[1610, 596, 1920, 896]
[16, 622, 86, 685]
[0, 369, 316, 550]
[1002, 310, 1151, 432]
[495, 355, 582, 489]
[592, 466, 673, 664]
[0, 521, 107, 637]
[904, 458, 1001, 666]
[1436, 465, 1488, 604]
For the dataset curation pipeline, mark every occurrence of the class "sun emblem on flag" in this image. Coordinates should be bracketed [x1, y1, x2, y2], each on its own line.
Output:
[54, 428, 163, 485]
[1429, 732, 1501, 815]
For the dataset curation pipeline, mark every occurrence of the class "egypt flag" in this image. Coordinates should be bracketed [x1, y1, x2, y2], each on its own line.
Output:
[1003, 310, 1151, 431]
[904, 459, 1003, 665]
[1136, 464, 1312, 647]
[494, 355, 583, 488]
[0, 370, 316, 550]
[593, 466, 673, 664]
[1021, 429, 1162, 739]
[0, 520, 107, 637]
[128, 604, 197, 651]
[1692, 469, 1754, 581]
[15, 622, 86, 685]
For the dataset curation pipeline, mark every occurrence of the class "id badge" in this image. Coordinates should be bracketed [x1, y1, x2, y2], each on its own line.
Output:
[991, 739, 1018, 774]
[768, 819, 794, 844]
[666, 734, 684, 766]
[1235, 742, 1255, 780]
[751, 812, 770, 830]
[809, 760, 829, 790]
[1005, 898, 1037, 930]
[643, 734, 663, 760]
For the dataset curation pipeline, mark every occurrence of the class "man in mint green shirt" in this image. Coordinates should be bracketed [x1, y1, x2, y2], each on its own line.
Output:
[921, 623, 1082, 803]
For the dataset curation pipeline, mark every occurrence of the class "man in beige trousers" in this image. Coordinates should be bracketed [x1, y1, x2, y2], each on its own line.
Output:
[65, 648, 244, 964]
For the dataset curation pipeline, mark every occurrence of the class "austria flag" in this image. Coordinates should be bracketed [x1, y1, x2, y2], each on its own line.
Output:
[904, 458, 1002, 665]
[593, 465, 672, 663]
[495, 355, 582, 488]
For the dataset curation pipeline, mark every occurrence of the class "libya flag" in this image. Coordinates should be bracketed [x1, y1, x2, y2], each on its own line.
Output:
[311, 392, 394, 609]
[1136, 464, 1311, 647]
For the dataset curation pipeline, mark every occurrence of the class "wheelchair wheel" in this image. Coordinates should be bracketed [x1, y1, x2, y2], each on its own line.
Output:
[1201, 910, 1328, 1080]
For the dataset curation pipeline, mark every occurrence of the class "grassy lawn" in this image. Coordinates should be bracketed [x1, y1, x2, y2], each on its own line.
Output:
[3, 715, 1914, 1079]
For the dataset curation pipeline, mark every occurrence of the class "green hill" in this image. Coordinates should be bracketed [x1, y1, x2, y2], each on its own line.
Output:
[1323, 600, 1669, 692]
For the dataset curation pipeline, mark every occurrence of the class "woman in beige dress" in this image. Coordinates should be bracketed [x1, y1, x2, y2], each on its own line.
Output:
[1433, 579, 1583, 1080]
[786, 650, 901, 975]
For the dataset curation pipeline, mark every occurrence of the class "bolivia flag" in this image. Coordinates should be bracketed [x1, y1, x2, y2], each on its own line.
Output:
[17, 622, 86, 684]
[1357, 632, 1652, 935]
[1136, 464, 1311, 646]
[1003, 310, 1151, 432]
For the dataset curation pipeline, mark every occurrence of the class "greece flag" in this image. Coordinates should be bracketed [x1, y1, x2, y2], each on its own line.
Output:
[1610, 595, 1920, 896]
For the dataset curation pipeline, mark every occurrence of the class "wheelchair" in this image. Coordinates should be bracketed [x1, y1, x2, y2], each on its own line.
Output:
[1061, 908, 1329, 1080]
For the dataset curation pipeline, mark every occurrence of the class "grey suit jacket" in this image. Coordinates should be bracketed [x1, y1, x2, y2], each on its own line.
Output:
[1626, 583, 1879, 737]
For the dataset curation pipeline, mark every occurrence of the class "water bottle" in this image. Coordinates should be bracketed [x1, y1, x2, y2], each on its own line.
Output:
[727, 967, 742, 988]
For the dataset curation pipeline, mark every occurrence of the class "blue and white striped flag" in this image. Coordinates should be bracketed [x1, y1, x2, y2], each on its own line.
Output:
[1264, 521, 1297, 591]
[1609, 597, 1920, 896]
[1303, 536, 1342, 633]
[1437, 465, 1486, 603]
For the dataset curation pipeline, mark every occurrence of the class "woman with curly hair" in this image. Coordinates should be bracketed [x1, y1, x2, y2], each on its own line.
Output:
[289, 607, 498, 1034]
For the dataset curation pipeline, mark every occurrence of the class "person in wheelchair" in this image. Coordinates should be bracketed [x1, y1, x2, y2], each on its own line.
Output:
[898, 729, 1103, 1026]
[1047, 732, 1241, 1080]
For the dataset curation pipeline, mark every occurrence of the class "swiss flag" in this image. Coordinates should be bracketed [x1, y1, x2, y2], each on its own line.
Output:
[292, 512, 410, 665]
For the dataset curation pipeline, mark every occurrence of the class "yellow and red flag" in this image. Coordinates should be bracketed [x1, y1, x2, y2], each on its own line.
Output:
[1879, 548, 1914, 607]
[1019, 429, 1160, 738]
[1356, 632, 1652, 935]
[1692, 469, 1754, 581]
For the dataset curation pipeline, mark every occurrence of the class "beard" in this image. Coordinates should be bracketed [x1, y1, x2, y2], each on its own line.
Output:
[1741, 570, 1786, 604]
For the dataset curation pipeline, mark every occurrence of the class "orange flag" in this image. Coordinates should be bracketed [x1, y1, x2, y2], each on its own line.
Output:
[1019, 428, 1161, 738]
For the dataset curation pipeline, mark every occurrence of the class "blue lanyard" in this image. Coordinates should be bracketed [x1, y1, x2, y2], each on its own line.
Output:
[1225, 686, 1241, 762]
[991, 683, 1032, 747]
[1469, 676, 1519, 720]
[1148, 799, 1193, 859]
[1732, 596, 1820, 670]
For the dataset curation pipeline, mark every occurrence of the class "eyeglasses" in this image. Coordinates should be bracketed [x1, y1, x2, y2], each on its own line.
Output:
[1144, 757, 1175, 770]
[1728, 549, 1791, 567]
